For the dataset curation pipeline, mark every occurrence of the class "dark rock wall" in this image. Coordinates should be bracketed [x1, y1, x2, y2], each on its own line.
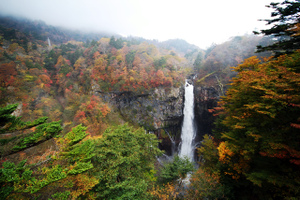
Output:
[96, 86, 185, 156]
[194, 86, 219, 146]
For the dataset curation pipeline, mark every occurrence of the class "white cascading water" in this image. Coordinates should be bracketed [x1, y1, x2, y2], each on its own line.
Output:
[179, 80, 196, 161]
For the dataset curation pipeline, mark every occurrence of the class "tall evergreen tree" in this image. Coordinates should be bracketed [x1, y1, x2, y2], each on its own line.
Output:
[255, 0, 300, 55]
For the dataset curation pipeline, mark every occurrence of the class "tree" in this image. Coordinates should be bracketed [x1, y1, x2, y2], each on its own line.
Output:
[187, 168, 226, 200]
[109, 36, 124, 49]
[255, 0, 300, 55]
[126, 50, 136, 68]
[44, 49, 58, 71]
[91, 123, 162, 199]
[1, 124, 99, 199]
[0, 104, 61, 157]
[214, 51, 300, 199]
[158, 155, 194, 185]
[193, 52, 203, 71]
[0, 104, 63, 199]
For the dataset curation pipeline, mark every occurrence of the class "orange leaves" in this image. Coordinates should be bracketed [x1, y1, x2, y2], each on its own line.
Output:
[39, 74, 51, 84]
[218, 142, 234, 164]
[69, 174, 99, 199]
[149, 183, 178, 200]
[93, 51, 101, 59]
[99, 104, 110, 118]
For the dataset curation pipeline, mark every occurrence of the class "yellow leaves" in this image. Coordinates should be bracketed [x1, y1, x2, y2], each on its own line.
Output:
[8, 43, 19, 52]
[248, 132, 262, 142]
[233, 56, 261, 72]
[50, 109, 63, 121]
[94, 57, 105, 67]
[244, 103, 275, 118]
[74, 57, 86, 70]
[218, 142, 234, 164]
[99, 37, 110, 44]
[55, 55, 66, 67]
[233, 124, 245, 129]
[129, 76, 135, 82]
[24, 74, 34, 81]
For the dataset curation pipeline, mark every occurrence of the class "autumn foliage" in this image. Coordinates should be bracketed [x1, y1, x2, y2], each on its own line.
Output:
[208, 51, 300, 199]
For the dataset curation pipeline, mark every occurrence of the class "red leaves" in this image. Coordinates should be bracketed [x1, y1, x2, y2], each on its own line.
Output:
[291, 123, 300, 129]
[0, 61, 17, 86]
[74, 111, 86, 122]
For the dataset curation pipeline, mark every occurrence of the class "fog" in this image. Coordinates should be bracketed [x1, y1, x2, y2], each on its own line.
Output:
[0, 0, 274, 48]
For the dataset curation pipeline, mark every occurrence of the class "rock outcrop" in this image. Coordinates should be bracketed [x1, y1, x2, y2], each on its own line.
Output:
[193, 86, 219, 159]
[96, 86, 185, 155]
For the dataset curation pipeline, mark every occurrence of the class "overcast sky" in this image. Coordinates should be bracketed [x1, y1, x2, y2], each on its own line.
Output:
[0, 0, 275, 49]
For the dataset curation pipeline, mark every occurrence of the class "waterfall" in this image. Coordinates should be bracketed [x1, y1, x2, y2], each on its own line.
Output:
[179, 79, 196, 161]
[47, 37, 51, 47]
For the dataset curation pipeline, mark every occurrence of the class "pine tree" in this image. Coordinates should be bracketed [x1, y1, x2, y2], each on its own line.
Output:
[255, 0, 300, 55]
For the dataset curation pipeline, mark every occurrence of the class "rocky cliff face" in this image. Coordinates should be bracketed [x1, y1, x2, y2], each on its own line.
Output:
[95, 81, 221, 157]
[96, 86, 185, 156]
[194, 86, 219, 147]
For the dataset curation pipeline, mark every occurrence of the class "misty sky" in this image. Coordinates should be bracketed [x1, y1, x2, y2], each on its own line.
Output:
[0, 0, 275, 48]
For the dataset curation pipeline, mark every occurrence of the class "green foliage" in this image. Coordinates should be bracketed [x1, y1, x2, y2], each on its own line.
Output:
[2, 125, 95, 198]
[44, 49, 58, 71]
[92, 123, 162, 199]
[0, 104, 20, 133]
[56, 125, 96, 173]
[67, 161, 93, 175]
[25, 59, 34, 69]
[12, 121, 62, 152]
[109, 36, 124, 49]
[0, 159, 32, 199]
[193, 51, 203, 71]
[146, 105, 153, 112]
[0, 104, 57, 156]
[126, 50, 136, 67]
[50, 191, 70, 200]
[20, 165, 68, 194]
[63, 139, 95, 163]
[197, 135, 219, 173]
[154, 56, 167, 70]
[64, 124, 88, 146]
[158, 155, 194, 184]
[0, 136, 16, 145]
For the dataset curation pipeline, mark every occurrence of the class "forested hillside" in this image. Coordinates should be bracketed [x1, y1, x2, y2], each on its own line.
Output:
[0, 16, 192, 199]
[1, 0, 300, 198]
